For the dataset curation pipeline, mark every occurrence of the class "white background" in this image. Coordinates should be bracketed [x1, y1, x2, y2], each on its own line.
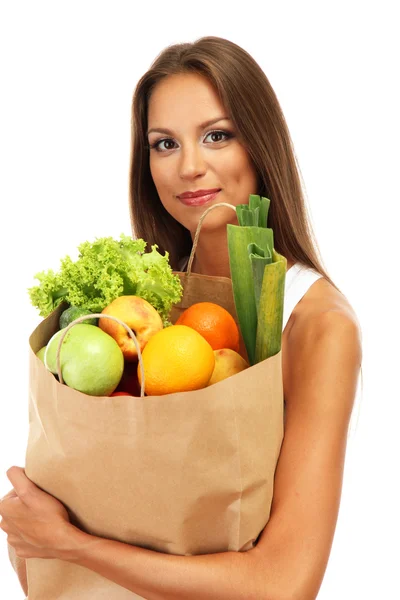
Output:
[0, 1, 398, 598]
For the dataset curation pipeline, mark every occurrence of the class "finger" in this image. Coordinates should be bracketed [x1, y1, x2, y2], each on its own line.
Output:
[6, 532, 25, 552]
[6, 467, 37, 504]
[0, 517, 19, 535]
[0, 517, 11, 533]
[0, 490, 18, 518]
[0, 489, 17, 503]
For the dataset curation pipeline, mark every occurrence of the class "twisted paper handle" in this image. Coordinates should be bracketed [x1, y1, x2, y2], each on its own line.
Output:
[56, 314, 145, 397]
[186, 202, 237, 276]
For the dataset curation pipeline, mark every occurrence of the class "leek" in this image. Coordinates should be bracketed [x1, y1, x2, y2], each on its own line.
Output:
[227, 195, 286, 365]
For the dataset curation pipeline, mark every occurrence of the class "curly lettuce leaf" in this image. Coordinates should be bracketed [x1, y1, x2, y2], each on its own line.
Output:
[28, 235, 183, 324]
[28, 270, 69, 317]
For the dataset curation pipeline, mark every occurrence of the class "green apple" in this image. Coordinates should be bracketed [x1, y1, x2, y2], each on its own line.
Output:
[44, 324, 124, 396]
[36, 346, 47, 363]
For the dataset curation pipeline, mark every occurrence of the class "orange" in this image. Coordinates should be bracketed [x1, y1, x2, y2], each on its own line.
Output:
[175, 302, 240, 352]
[137, 325, 215, 396]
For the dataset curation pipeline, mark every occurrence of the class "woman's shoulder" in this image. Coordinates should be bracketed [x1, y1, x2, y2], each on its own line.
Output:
[282, 276, 361, 364]
[283, 262, 358, 337]
[284, 275, 362, 375]
[292, 276, 358, 329]
[282, 274, 362, 410]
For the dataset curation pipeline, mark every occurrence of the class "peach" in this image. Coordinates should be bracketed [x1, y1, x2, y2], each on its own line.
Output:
[207, 348, 249, 386]
[99, 296, 163, 362]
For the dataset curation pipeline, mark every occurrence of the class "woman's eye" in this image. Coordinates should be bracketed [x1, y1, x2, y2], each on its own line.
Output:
[149, 130, 232, 152]
[150, 139, 177, 152]
[204, 130, 231, 144]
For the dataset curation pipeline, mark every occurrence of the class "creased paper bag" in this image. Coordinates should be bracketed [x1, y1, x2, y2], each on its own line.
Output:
[20, 271, 284, 599]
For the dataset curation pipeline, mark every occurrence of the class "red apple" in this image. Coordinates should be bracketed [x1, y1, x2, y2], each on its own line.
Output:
[113, 361, 141, 396]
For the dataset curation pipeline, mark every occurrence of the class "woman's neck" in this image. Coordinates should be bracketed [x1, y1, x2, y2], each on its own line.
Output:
[190, 232, 232, 278]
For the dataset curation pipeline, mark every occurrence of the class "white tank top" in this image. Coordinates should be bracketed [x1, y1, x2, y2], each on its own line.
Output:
[178, 257, 323, 332]
[283, 262, 323, 331]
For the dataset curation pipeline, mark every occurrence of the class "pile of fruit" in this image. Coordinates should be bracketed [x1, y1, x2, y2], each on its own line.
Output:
[37, 298, 249, 397]
[31, 194, 287, 399]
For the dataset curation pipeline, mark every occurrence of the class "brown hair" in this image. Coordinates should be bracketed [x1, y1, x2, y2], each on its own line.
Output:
[129, 36, 336, 287]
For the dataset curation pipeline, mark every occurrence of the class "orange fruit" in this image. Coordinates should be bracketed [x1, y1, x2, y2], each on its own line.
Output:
[175, 302, 240, 352]
[137, 325, 215, 396]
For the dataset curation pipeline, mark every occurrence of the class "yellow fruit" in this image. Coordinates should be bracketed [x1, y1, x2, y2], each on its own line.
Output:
[207, 348, 249, 386]
[137, 325, 215, 396]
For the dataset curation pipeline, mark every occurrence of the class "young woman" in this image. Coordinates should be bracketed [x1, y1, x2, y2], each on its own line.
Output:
[0, 37, 362, 600]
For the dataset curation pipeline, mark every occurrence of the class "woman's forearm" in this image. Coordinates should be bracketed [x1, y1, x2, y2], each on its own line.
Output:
[63, 525, 262, 600]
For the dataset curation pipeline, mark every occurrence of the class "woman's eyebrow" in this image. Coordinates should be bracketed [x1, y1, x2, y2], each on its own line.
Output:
[147, 116, 230, 136]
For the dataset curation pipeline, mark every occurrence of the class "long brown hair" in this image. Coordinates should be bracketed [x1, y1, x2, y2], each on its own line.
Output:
[129, 36, 336, 287]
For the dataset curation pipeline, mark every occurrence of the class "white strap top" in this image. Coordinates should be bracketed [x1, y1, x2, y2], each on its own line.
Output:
[282, 263, 323, 331]
[177, 257, 323, 333]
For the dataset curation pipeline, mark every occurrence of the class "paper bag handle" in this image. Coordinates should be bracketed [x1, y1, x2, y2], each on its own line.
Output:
[55, 314, 146, 397]
[186, 202, 237, 277]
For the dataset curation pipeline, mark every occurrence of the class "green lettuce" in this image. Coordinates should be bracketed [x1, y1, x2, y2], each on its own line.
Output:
[28, 235, 183, 325]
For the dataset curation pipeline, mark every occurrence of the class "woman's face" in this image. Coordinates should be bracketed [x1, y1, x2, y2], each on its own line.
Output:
[147, 73, 259, 236]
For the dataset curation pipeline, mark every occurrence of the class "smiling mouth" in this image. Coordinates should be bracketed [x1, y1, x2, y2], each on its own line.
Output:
[177, 190, 221, 207]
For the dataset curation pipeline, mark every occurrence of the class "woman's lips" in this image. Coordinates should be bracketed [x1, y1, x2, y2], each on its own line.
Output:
[178, 190, 221, 207]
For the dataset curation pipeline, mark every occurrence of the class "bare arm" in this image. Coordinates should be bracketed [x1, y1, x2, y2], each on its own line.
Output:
[57, 309, 361, 600]
[65, 531, 256, 600]
[252, 309, 362, 599]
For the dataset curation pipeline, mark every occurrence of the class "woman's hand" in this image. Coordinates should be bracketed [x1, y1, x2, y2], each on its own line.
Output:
[0, 466, 73, 560]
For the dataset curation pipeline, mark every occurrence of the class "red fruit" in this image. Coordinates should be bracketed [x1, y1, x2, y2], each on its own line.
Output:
[114, 361, 141, 396]
[110, 391, 132, 397]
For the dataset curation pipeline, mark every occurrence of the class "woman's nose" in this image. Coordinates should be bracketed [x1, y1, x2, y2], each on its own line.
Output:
[178, 144, 207, 180]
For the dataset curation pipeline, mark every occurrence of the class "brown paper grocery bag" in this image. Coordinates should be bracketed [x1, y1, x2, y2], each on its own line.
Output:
[19, 203, 284, 599]
[22, 271, 284, 599]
